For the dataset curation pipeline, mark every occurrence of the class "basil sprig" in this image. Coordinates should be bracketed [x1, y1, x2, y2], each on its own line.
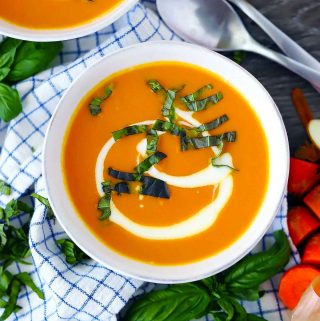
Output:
[124, 230, 290, 321]
[0, 37, 62, 122]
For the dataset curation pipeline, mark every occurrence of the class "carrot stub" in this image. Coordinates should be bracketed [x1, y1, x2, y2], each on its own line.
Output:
[302, 233, 320, 266]
[304, 185, 320, 220]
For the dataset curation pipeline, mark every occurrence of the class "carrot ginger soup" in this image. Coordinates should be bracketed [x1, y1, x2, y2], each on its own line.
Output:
[62, 62, 269, 265]
[0, 0, 124, 30]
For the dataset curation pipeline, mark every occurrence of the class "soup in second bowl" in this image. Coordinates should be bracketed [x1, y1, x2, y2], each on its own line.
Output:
[0, 0, 124, 29]
[62, 61, 269, 265]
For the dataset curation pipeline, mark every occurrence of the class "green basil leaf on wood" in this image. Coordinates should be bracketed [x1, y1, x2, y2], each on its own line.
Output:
[15, 272, 44, 300]
[124, 283, 211, 321]
[0, 83, 22, 122]
[182, 132, 236, 150]
[88, 84, 113, 116]
[0, 279, 21, 321]
[223, 230, 290, 300]
[0, 180, 11, 196]
[112, 125, 148, 141]
[146, 129, 159, 156]
[31, 193, 54, 219]
[56, 239, 89, 264]
[6, 41, 63, 83]
[135, 151, 167, 175]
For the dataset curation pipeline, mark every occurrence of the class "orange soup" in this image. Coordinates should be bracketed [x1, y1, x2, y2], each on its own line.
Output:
[62, 62, 269, 265]
[0, 0, 124, 29]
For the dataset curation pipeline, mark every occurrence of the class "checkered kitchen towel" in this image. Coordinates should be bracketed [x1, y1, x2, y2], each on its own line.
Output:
[0, 1, 299, 320]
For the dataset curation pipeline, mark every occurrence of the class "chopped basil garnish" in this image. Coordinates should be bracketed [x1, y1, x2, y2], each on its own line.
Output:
[89, 84, 113, 116]
[56, 239, 89, 264]
[98, 181, 112, 221]
[193, 114, 229, 132]
[181, 90, 223, 112]
[147, 80, 165, 94]
[146, 129, 159, 156]
[113, 182, 130, 195]
[135, 151, 167, 176]
[31, 193, 54, 219]
[152, 119, 185, 137]
[0, 180, 11, 196]
[181, 84, 213, 102]
[162, 89, 176, 122]
[182, 131, 236, 150]
[112, 125, 148, 141]
[108, 167, 170, 199]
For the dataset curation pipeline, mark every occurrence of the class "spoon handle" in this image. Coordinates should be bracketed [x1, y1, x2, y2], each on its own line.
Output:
[245, 40, 320, 90]
[228, 0, 320, 71]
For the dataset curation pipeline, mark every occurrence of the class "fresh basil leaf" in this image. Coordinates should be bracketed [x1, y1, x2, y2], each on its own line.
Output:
[223, 230, 290, 299]
[56, 239, 88, 264]
[6, 41, 63, 82]
[0, 279, 21, 321]
[98, 182, 112, 221]
[0, 224, 6, 250]
[135, 151, 167, 175]
[0, 180, 11, 196]
[146, 129, 159, 156]
[0, 269, 12, 293]
[0, 49, 16, 82]
[227, 288, 265, 302]
[31, 193, 54, 219]
[0, 38, 23, 57]
[124, 283, 211, 321]
[230, 299, 247, 321]
[246, 314, 267, 321]
[0, 298, 7, 309]
[182, 132, 236, 150]
[15, 272, 44, 300]
[89, 84, 113, 116]
[112, 125, 148, 141]
[181, 90, 223, 112]
[217, 298, 234, 321]
[0, 83, 22, 122]
[199, 276, 217, 292]
[181, 84, 213, 103]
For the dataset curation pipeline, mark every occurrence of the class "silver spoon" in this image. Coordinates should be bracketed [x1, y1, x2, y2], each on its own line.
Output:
[157, 0, 320, 88]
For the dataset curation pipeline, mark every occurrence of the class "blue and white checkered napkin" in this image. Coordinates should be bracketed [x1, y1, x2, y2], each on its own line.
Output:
[0, 1, 298, 320]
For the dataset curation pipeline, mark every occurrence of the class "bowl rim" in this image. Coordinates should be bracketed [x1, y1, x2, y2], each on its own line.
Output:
[0, 0, 139, 42]
[43, 40, 289, 283]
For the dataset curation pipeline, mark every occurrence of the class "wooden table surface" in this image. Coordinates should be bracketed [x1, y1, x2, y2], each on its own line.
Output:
[232, 0, 320, 152]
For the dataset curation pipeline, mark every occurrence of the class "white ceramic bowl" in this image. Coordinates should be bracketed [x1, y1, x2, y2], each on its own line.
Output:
[43, 41, 289, 283]
[0, 0, 138, 41]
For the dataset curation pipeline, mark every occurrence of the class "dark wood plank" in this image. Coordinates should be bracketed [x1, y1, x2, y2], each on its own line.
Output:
[232, 0, 320, 152]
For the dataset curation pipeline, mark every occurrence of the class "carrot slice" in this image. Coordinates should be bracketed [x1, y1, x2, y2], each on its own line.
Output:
[288, 158, 319, 195]
[292, 88, 314, 133]
[287, 206, 320, 246]
[279, 265, 320, 309]
[304, 185, 320, 220]
[302, 233, 320, 266]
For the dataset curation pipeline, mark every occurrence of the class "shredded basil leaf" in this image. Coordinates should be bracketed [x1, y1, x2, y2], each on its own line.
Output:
[15, 272, 44, 300]
[152, 119, 185, 137]
[147, 80, 165, 93]
[0, 180, 11, 196]
[193, 114, 229, 133]
[146, 129, 159, 156]
[31, 193, 54, 219]
[182, 131, 236, 150]
[112, 125, 148, 141]
[113, 182, 130, 195]
[181, 91, 223, 112]
[0, 279, 21, 320]
[98, 181, 112, 221]
[4, 200, 33, 224]
[89, 84, 113, 116]
[162, 89, 176, 122]
[135, 151, 167, 176]
[108, 167, 170, 199]
[181, 84, 213, 102]
[56, 239, 89, 264]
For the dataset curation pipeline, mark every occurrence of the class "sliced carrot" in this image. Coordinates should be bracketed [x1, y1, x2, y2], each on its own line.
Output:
[288, 158, 319, 196]
[302, 233, 320, 266]
[291, 88, 314, 133]
[279, 265, 320, 309]
[287, 206, 320, 246]
[304, 185, 320, 219]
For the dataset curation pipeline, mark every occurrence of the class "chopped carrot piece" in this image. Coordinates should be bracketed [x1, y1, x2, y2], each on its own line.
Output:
[304, 185, 320, 219]
[302, 233, 320, 266]
[279, 265, 320, 309]
[287, 206, 320, 246]
[288, 158, 319, 196]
